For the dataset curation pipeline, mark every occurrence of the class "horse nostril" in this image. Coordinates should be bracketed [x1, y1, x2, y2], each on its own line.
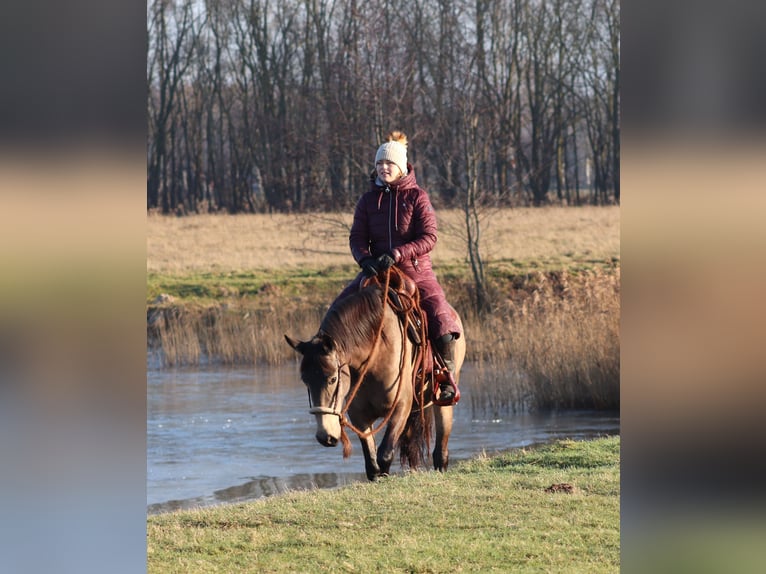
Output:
[317, 432, 338, 447]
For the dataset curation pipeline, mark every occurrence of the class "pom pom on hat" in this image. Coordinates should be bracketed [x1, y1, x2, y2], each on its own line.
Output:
[375, 131, 408, 175]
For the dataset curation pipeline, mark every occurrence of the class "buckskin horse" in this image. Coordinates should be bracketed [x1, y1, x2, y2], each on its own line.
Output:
[285, 269, 465, 481]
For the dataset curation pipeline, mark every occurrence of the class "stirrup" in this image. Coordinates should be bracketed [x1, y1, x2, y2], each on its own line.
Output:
[433, 370, 460, 406]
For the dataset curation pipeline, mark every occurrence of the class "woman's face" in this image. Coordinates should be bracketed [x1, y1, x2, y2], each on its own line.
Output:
[376, 160, 402, 184]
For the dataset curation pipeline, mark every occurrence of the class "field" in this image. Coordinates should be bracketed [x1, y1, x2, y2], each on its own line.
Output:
[147, 206, 619, 275]
[147, 436, 621, 573]
[147, 206, 620, 410]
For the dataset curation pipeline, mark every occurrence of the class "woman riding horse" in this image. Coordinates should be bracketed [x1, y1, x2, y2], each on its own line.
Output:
[332, 130, 462, 406]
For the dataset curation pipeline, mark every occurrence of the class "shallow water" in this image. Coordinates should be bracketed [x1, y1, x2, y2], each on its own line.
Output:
[147, 363, 619, 514]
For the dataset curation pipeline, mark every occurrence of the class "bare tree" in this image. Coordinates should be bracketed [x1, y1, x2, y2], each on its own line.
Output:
[573, 0, 619, 204]
[146, 0, 620, 213]
[462, 113, 493, 315]
[147, 0, 200, 212]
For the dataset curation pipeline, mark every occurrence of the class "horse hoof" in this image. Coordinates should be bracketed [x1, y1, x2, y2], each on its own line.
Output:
[368, 472, 389, 482]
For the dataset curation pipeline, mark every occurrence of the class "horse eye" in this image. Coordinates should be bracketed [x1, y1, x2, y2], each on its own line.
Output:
[329, 376, 338, 384]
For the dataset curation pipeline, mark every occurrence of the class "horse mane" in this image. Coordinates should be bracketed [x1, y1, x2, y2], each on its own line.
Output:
[320, 287, 384, 355]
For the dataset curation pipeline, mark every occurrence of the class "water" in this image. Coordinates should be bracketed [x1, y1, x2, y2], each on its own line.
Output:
[147, 363, 619, 514]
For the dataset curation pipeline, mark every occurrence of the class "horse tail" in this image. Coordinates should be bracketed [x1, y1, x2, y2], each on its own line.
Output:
[399, 404, 433, 470]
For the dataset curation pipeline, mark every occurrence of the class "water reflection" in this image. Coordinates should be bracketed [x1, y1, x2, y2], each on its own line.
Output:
[148, 471, 368, 514]
[147, 363, 619, 514]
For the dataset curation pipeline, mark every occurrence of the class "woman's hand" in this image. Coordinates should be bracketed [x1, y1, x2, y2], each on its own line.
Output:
[359, 253, 395, 277]
[359, 257, 379, 277]
[375, 252, 396, 271]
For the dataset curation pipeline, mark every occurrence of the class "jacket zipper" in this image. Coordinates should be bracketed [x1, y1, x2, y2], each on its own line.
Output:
[387, 185, 393, 252]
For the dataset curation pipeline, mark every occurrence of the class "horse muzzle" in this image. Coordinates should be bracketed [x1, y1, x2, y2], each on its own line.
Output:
[315, 428, 338, 447]
[310, 408, 342, 447]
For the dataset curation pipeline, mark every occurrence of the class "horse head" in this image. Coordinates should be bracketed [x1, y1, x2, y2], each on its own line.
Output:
[285, 333, 349, 448]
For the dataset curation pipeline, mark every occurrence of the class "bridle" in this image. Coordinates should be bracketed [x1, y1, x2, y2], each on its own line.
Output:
[304, 268, 413, 458]
[306, 360, 348, 418]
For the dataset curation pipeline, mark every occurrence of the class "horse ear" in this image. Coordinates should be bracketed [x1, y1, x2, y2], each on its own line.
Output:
[284, 335, 304, 353]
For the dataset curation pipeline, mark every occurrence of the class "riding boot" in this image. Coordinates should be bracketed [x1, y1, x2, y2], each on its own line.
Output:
[434, 333, 460, 406]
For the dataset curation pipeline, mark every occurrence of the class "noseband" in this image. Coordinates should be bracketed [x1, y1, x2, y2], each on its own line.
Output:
[307, 361, 347, 418]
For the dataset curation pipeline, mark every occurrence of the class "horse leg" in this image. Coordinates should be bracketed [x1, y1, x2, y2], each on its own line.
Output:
[359, 431, 381, 481]
[376, 405, 410, 476]
[433, 404, 454, 471]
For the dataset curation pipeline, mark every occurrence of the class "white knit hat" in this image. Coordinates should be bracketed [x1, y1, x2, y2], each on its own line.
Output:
[375, 141, 408, 175]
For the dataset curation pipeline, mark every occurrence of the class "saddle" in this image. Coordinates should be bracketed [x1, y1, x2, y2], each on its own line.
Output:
[363, 268, 454, 405]
[387, 284, 433, 372]
[379, 270, 447, 397]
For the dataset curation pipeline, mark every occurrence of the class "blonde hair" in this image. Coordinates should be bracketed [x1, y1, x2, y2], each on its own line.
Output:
[386, 130, 408, 147]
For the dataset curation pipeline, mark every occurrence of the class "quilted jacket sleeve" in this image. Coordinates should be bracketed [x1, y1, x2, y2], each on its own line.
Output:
[349, 195, 371, 264]
[395, 188, 437, 262]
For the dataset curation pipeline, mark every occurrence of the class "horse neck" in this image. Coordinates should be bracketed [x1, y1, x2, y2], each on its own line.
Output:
[344, 335, 377, 372]
[323, 287, 391, 370]
[347, 307, 396, 373]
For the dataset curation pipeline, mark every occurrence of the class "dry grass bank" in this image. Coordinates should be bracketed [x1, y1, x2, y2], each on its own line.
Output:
[147, 206, 620, 409]
[147, 206, 619, 274]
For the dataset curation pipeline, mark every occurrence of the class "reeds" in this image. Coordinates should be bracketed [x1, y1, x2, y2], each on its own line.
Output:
[149, 302, 326, 367]
[148, 306, 201, 366]
[148, 268, 619, 410]
[464, 269, 620, 411]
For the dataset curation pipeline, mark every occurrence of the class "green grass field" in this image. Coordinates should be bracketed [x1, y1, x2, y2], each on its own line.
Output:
[148, 437, 620, 573]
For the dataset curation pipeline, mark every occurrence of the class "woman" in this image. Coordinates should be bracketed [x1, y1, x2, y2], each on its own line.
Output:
[334, 130, 461, 405]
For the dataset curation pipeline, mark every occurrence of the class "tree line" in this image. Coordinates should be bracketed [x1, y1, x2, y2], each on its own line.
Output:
[148, 0, 619, 214]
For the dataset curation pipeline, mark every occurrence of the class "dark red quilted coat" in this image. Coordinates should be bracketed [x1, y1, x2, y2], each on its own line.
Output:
[334, 166, 462, 341]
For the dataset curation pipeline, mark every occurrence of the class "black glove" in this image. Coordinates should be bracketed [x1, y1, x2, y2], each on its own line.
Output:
[375, 252, 396, 271]
[359, 256, 379, 277]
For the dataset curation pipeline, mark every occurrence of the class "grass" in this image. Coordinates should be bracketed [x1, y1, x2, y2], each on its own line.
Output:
[147, 206, 620, 409]
[147, 436, 620, 573]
